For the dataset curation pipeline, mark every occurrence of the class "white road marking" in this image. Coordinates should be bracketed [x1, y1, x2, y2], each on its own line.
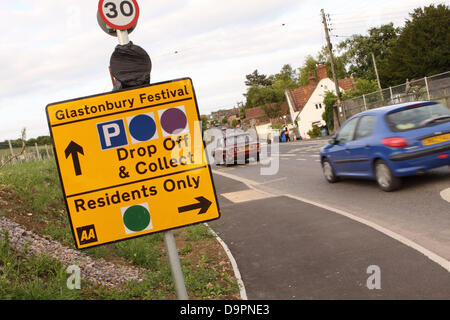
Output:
[258, 177, 288, 185]
[212, 169, 450, 273]
[267, 154, 297, 159]
[440, 188, 450, 203]
[296, 158, 307, 161]
[220, 167, 235, 171]
[204, 223, 248, 300]
[221, 189, 274, 203]
[259, 159, 274, 166]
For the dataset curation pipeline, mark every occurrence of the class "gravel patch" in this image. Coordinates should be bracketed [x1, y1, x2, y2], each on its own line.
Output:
[0, 216, 147, 287]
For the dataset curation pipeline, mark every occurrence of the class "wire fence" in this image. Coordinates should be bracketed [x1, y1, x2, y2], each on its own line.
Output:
[0, 144, 54, 167]
[339, 71, 450, 124]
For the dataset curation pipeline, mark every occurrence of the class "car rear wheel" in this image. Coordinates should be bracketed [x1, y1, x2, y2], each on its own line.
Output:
[374, 160, 401, 192]
[322, 159, 339, 183]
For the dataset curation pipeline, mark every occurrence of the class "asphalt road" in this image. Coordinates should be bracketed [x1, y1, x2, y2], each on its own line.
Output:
[210, 138, 450, 260]
[207, 138, 450, 299]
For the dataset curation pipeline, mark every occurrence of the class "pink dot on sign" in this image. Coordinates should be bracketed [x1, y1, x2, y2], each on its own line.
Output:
[160, 108, 187, 134]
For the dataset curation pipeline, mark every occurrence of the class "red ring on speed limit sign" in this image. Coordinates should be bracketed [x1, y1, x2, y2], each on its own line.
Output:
[98, 0, 140, 31]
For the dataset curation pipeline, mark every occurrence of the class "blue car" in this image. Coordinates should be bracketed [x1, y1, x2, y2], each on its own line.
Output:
[320, 101, 450, 191]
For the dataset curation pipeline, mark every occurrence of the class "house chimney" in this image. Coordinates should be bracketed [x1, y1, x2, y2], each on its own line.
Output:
[308, 71, 316, 85]
[316, 62, 328, 81]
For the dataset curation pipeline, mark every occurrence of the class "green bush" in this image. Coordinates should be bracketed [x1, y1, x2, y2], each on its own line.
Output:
[307, 125, 322, 138]
[322, 91, 337, 132]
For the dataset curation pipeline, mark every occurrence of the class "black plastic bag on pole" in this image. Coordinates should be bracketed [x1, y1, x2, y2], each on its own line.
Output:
[110, 41, 151, 91]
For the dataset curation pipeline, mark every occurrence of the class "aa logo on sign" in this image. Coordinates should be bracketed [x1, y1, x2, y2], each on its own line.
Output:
[76, 225, 98, 245]
[97, 112, 158, 150]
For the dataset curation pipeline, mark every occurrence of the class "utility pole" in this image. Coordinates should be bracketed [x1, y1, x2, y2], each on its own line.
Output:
[371, 52, 382, 90]
[321, 8, 341, 127]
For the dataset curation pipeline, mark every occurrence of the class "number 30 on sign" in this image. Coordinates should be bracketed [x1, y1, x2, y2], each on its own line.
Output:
[98, 0, 140, 31]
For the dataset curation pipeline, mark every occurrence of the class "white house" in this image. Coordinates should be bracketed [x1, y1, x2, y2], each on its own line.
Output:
[285, 63, 354, 139]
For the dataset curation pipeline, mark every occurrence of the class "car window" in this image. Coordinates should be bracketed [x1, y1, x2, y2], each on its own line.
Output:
[226, 134, 253, 145]
[385, 103, 450, 132]
[355, 115, 377, 140]
[236, 135, 252, 144]
[337, 117, 359, 143]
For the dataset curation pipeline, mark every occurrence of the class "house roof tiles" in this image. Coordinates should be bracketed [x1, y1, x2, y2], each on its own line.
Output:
[286, 63, 354, 112]
[287, 84, 317, 112]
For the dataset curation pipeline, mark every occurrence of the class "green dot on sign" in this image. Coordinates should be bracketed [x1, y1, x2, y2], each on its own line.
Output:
[123, 205, 151, 232]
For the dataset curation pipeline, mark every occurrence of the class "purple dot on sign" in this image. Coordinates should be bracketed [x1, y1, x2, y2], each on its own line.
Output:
[160, 108, 187, 134]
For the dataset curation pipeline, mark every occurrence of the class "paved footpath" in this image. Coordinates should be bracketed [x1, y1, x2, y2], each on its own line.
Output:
[209, 174, 450, 300]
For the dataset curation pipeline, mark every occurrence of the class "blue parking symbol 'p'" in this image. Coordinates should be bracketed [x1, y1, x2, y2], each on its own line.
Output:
[97, 119, 128, 150]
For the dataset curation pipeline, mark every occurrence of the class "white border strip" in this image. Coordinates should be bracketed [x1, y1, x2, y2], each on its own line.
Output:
[213, 169, 450, 273]
[204, 223, 248, 300]
[440, 188, 450, 203]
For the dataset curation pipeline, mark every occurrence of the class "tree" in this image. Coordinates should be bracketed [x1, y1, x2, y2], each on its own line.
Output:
[272, 64, 299, 93]
[338, 23, 400, 86]
[201, 116, 208, 132]
[244, 86, 283, 109]
[384, 4, 450, 84]
[322, 91, 337, 132]
[239, 107, 246, 119]
[297, 51, 348, 87]
[26, 138, 37, 146]
[36, 136, 52, 145]
[262, 103, 282, 123]
[298, 55, 319, 86]
[245, 70, 273, 87]
[316, 46, 348, 80]
[9, 139, 24, 148]
[274, 64, 298, 83]
[342, 78, 380, 99]
[244, 65, 298, 109]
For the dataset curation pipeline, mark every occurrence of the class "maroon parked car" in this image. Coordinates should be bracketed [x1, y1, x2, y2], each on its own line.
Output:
[213, 133, 260, 165]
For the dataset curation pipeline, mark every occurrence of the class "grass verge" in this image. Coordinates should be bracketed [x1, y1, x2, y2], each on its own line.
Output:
[0, 159, 239, 300]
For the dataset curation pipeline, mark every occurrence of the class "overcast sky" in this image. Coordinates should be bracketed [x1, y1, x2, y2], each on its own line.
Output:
[0, 0, 447, 140]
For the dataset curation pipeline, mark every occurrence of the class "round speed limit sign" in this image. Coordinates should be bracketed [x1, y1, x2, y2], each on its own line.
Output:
[98, 0, 140, 30]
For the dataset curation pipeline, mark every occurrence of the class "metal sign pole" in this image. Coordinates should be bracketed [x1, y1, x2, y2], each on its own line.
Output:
[117, 29, 130, 45]
[163, 231, 189, 300]
[97, 1, 192, 300]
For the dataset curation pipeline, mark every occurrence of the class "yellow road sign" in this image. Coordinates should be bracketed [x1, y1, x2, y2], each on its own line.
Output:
[46, 78, 220, 249]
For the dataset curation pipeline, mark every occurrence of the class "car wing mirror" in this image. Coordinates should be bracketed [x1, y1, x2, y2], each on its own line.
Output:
[329, 137, 338, 145]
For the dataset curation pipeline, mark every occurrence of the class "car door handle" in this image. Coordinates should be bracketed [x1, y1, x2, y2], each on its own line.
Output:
[365, 144, 370, 148]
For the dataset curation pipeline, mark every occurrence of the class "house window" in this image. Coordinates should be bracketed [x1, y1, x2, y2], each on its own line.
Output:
[315, 103, 322, 109]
